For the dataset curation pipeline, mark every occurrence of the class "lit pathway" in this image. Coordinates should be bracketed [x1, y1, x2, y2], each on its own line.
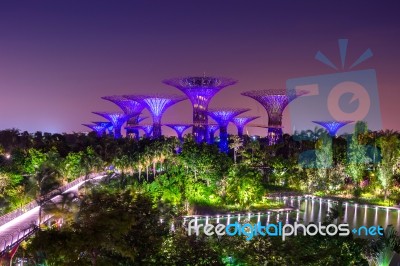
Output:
[0, 174, 105, 255]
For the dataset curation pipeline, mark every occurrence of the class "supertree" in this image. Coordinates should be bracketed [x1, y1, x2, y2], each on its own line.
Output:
[102, 95, 145, 136]
[207, 124, 219, 144]
[93, 121, 113, 135]
[82, 124, 107, 137]
[125, 116, 148, 140]
[163, 76, 237, 143]
[241, 89, 307, 144]
[92, 112, 130, 139]
[131, 125, 153, 138]
[124, 94, 187, 138]
[165, 124, 192, 142]
[232, 116, 260, 138]
[312, 120, 353, 137]
[208, 108, 250, 153]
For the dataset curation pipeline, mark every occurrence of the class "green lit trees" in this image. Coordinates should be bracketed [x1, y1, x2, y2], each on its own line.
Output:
[346, 121, 370, 188]
[25, 187, 169, 265]
[377, 131, 400, 201]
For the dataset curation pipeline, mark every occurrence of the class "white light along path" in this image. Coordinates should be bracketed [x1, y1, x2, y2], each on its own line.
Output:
[0, 175, 105, 253]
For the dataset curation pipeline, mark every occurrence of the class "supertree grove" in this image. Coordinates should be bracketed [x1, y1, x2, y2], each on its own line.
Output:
[232, 116, 259, 138]
[163, 76, 237, 143]
[124, 94, 187, 138]
[208, 108, 250, 152]
[92, 112, 130, 139]
[241, 89, 307, 144]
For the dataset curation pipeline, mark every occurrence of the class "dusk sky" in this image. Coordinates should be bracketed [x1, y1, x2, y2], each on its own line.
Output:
[0, 1, 399, 136]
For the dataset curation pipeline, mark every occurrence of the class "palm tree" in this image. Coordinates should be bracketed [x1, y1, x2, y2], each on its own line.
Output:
[229, 135, 243, 164]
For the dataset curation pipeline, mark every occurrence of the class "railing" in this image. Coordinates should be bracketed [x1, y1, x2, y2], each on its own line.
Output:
[0, 215, 51, 257]
[0, 173, 99, 227]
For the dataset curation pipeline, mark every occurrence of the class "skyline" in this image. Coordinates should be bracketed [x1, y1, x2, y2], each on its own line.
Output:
[0, 1, 399, 135]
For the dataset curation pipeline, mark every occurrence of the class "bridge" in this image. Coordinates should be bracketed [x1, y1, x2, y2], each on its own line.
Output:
[0, 173, 105, 263]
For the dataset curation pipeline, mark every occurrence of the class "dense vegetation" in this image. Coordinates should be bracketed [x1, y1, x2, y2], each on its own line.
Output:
[0, 122, 399, 265]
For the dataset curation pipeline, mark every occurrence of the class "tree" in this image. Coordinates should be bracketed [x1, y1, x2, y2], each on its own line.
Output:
[377, 131, 400, 201]
[315, 132, 333, 191]
[25, 186, 169, 265]
[229, 135, 243, 164]
[346, 121, 370, 187]
[225, 165, 264, 207]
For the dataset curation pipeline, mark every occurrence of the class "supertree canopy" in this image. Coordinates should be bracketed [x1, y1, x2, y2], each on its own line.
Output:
[232, 116, 260, 138]
[241, 89, 307, 144]
[312, 120, 353, 137]
[163, 76, 237, 143]
[82, 124, 107, 137]
[93, 121, 113, 135]
[165, 124, 192, 142]
[102, 95, 144, 127]
[131, 125, 153, 138]
[124, 94, 187, 138]
[208, 108, 250, 153]
[102, 95, 144, 115]
[207, 124, 219, 144]
[92, 112, 129, 139]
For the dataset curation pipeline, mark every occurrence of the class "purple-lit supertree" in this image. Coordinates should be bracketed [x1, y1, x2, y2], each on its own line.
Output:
[208, 108, 250, 153]
[130, 125, 153, 138]
[312, 120, 353, 137]
[102, 95, 145, 138]
[82, 124, 107, 137]
[93, 121, 114, 135]
[165, 124, 192, 142]
[163, 76, 237, 143]
[92, 112, 130, 139]
[232, 116, 260, 138]
[207, 124, 219, 144]
[124, 94, 187, 138]
[241, 89, 307, 144]
[125, 116, 148, 140]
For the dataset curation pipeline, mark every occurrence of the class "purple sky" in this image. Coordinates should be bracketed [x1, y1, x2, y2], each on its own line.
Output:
[0, 1, 399, 136]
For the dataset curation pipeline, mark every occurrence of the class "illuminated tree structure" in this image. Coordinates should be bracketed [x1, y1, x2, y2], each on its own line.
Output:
[82, 124, 107, 137]
[241, 89, 307, 144]
[102, 95, 145, 138]
[124, 94, 187, 138]
[130, 124, 153, 138]
[165, 124, 192, 142]
[125, 116, 148, 140]
[207, 124, 219, 144]
[92, 112, 129, 139]
[208, 108, 250, 153]
[163, 76, 237, 143]
[93, 121, 113, 135]
[232, 116, 259, 138]
[312, 120, 353, 137]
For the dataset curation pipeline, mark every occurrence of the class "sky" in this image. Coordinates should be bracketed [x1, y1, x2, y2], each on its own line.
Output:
[0, 1, 399, 136]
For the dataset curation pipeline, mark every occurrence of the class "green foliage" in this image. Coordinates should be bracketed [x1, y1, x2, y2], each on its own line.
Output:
[377, 132, 400, 200]
[61, 151, 84, 181]
[346, 122, 370, 185]
[24, 148, 47, 175]
[225, 165, 264, 207]
[25, 187, 169, 265]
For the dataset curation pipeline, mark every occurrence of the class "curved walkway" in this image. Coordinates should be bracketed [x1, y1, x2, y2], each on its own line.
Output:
[0, 173, 105, 256]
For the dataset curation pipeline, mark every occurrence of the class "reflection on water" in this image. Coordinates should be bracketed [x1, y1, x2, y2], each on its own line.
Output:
[284, 196, 400, 231]
[182, 196, 400, 233]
